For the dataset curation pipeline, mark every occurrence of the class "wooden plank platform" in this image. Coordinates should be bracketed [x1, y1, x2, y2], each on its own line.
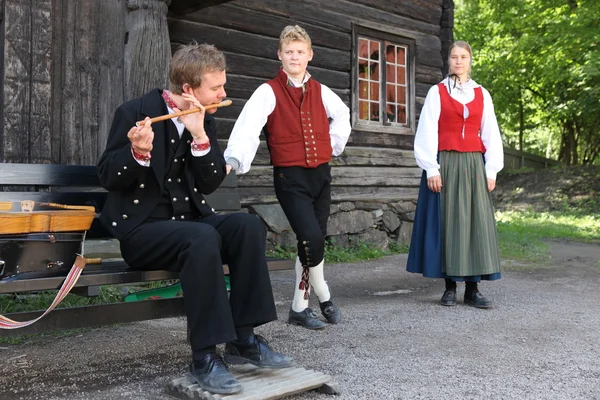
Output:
[165, 365, 340, 400]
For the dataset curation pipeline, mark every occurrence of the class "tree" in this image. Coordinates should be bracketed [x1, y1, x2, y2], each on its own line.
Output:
[454, 0, 600, 165]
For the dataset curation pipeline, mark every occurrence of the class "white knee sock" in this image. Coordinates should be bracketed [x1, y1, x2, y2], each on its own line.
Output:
[310, 260, 331, 303]
[291, 256, 309, 312]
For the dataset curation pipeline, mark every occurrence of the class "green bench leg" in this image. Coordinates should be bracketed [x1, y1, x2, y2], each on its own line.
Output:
[123, 277, 231, 302]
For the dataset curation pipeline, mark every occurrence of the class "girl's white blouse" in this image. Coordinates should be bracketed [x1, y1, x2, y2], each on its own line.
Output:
[413, 79, 504, 180]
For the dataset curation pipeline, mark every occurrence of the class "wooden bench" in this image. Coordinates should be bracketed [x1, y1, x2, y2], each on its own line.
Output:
[0, 163, 293, 337]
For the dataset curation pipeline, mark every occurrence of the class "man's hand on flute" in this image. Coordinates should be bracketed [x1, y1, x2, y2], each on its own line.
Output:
[177, 93, 209, 144]
[128, 118, 154, 156]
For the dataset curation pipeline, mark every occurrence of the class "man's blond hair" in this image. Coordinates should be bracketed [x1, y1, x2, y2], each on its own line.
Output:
[279, 25, 312, 50]
[169, 43, 226, 95]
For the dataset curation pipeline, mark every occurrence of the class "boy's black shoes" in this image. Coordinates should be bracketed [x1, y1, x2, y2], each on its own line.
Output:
[289, 307, 327, 330]
[319, 300, 341, 324]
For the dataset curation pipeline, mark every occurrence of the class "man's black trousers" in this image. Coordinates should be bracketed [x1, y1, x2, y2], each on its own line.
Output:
[120, 212, 277, 352]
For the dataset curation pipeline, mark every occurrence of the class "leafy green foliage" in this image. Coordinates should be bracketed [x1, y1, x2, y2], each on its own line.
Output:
[455, 0, 600, 165]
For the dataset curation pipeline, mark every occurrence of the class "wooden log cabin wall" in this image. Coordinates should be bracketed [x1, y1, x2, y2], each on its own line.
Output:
[0, 0, 170, 166]
[167, 0, 454, 249]
[0, 0, 454, 250]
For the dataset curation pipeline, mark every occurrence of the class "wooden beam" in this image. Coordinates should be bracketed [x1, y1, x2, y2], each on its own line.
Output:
[215, 139, 417, 168]
[237, 166, 422, 188]
[168, 19, 350, 72]
[238, 186, 420, 206]
[124, 0, 171, 101]
[169, 0, 235, 15]
[180, 3, 351, 51]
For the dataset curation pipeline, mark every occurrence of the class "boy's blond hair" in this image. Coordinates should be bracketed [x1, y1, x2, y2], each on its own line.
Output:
[279, 25, 312, 50]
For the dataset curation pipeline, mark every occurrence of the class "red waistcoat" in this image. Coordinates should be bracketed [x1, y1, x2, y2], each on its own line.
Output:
[266, 69, 332, 168]
[437, 83, 486, 153]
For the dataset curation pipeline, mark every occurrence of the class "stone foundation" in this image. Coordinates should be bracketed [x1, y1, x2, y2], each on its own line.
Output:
[247, 201, 416, 252]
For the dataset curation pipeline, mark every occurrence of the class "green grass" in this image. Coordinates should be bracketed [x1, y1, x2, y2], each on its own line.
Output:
[2, 244, 407, 318]
[496, 209, 600, 263]
[267, 241, 409, 264]
[0, 280, 179, 315]
[0, 285, 124, 315]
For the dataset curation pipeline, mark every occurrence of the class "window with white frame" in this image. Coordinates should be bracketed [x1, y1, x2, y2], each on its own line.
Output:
[353, 27, 415, 133]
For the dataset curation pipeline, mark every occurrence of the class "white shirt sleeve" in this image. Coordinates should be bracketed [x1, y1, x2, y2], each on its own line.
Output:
[224, 84, 276, 174]
[480, 88, 504, 180]
[321, 84, 351, 156]
[414, 85, 441, 178]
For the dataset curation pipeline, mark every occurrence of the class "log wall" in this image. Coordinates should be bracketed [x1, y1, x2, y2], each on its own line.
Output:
[0, 0, 451, 249]
[168, 0, 449, 207]
[0, 0, 170, 165]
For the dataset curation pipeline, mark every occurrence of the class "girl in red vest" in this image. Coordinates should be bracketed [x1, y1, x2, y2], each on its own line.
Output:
[406, 41, 504, 308]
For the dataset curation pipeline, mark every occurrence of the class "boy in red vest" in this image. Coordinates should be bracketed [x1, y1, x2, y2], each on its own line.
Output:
[225, 25, 351, 329]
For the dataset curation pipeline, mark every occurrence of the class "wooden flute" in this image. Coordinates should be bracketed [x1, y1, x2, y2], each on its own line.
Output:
[135, 99, 232, 127]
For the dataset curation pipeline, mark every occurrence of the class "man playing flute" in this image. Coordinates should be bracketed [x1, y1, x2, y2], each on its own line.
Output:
[224, 25, 352, 330]
[98, 43, 292, 395]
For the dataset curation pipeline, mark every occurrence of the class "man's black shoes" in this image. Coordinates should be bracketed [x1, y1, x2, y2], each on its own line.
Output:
[440, 290, 457, 306]
[288, 307, 327, 330]
[319, 300, 341, 324]
[464, 291, 492, 309]
[224, 334, 294, 369]
[188, 354, 242, 395]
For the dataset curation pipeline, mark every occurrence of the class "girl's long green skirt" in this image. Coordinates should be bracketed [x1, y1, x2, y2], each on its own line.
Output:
[407, 151, 501, 281]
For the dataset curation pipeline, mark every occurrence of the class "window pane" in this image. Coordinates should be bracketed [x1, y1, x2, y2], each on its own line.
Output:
[385, 104, 396, 123]
[369, 101, 379, 121]
[359, 100, 369, 120]
[369, 82, 379, 102]
[397, 85, 406, 105]
[359, 60, 368, 77]
[386, 84, 396, 104]
[397, 105, 406, 124]
[385, 44, 396, 64]
[359, 80, 368, 100]
[370, 61, 379, 80]
[397, 66, 406, 85]
[396, 47, 406, 66]
[386, 64, 395, 85]
[358, 38, 369, 59]
[369, 41, 379, 60]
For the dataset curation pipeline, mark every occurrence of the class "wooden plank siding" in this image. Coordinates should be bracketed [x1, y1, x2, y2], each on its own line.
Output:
[1, 0, 451, 211]
[168, 0, 448, 206]
[1, 0, 127, 165]
[2, 0, 53, 164]
[0, 0, 173, 166]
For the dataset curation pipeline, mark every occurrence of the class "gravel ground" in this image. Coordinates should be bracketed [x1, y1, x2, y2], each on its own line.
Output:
[1, 240, 599, 400]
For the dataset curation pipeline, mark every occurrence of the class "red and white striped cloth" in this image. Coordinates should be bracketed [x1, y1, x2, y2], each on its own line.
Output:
[0, 256, 87, 329]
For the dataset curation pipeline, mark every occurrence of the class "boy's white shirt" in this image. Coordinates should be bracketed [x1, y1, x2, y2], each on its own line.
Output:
[224, 71, 351, 174]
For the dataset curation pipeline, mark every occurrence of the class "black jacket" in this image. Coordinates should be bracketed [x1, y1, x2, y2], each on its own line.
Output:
[97, 89, 227, 240]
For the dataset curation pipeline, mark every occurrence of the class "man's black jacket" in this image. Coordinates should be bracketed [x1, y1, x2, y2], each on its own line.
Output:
[97, 89, 227, 240]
